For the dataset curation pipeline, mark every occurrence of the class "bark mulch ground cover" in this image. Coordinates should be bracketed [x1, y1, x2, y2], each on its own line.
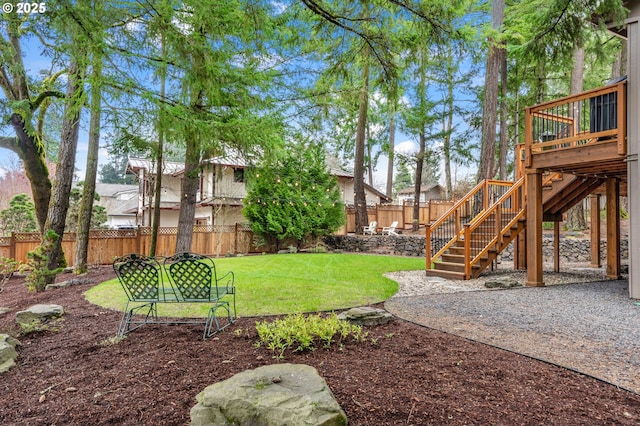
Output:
[1, 266, 639, 425]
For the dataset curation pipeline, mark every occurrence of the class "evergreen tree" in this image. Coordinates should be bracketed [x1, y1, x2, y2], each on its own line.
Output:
[0, 194, 38, 233]
[243, 144, 344, 250]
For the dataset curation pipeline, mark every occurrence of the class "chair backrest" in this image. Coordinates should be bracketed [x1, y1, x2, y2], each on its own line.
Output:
[371, 221, 377, 228]
[164, 252, 218, 301]
[113, 254, 162, 302]
[389, 221, 398, 228]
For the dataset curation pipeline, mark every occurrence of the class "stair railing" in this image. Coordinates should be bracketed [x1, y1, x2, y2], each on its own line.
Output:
[426, 179, 515, 269]
[463, 177, 525, 278]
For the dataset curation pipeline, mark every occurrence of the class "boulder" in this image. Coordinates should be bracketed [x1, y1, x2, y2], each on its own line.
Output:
[15, 304, 64, 327]
[0, 334, 20, 373]
[484, 277, 522, 289]
[191, 363, 347, 426]
[337, 306, 393, 326]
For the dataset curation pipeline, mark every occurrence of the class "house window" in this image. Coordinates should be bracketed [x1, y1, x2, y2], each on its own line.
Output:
[233, 168, 244, 182]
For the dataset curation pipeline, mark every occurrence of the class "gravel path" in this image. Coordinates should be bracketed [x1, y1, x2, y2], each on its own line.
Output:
[384, 265, 640, 394]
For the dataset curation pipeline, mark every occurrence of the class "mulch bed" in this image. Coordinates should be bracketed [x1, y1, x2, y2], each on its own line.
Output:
[1, 266, 639, 425]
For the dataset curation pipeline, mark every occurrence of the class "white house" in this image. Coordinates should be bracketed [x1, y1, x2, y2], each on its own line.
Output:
[126, 153, 391, 227]
[94, 183, 138, 228]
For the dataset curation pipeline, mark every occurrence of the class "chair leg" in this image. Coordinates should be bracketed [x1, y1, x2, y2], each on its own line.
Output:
[204, 302, 233, 339]
[118, 302, 157, 337]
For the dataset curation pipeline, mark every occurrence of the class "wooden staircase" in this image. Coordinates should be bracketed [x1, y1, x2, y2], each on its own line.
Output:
[425, 173, 605, 280]
[426, 178, 526, 280]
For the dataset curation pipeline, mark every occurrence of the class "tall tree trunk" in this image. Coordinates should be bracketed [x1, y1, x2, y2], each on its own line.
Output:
[150, 36, 167, 257]
[498, 48, 508, 180]
[6, 115, 52, 231]
[74, 51, 103, 274]
[386, 99, 396, 199]
[44, 59, 85, 283]
[443, 59, 454, 199]
[477, 0, 504, 182]
[413, 132, 425, 232]
[413, 49, 427, 232]
[353, 54, 370, 234]
[566, 45, 587, 231]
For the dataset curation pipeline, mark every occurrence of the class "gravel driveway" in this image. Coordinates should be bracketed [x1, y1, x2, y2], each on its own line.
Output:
[385, 267, 640, 394]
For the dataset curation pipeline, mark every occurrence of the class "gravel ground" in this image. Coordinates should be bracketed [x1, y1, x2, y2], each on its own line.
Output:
[385, 264, 640, 394]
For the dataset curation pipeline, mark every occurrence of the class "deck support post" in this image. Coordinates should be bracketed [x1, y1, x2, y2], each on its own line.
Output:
[553, 222, 560, 273]
[605, 178, 621, 280]
[589, 195, 601, 268]
[525, 169, 544, 286]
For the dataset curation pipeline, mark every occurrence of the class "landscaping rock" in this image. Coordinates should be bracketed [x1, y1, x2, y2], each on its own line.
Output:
[484, 277, 522, 289]
[0, 334, 20, 373]
[15, 304, 64, 327]
[190, 363, 347, 426]
[337, 306, 393, 326]
[0, 307, 10, 316]
[45, 277, 95, 290]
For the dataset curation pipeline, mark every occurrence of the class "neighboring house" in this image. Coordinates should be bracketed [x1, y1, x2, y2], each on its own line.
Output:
[329, 166, 392, 207]
[126, 153, 391, 227]
[396, 184, 446, 204]
[94, 183, 139, 228]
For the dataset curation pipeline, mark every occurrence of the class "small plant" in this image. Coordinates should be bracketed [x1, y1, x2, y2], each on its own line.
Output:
[25, 230, 63, 292]
[100, 335, 126, 346]
[254, 313, 367, 359]
[287, 245, 298, 254]
[0, 257, 22, 293]
[19, 318, 64, 336]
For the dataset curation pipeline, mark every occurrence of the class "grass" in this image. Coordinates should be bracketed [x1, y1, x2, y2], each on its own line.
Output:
[85, 253, 425, 317]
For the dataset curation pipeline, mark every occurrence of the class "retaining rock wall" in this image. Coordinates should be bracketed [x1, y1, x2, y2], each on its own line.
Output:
[323, 235, 629, 263]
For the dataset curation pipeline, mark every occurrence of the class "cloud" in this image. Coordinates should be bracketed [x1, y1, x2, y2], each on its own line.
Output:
[395, 140, 418, 155]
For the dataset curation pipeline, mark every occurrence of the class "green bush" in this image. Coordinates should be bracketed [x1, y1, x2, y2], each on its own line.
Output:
[255, 313, 367, 359]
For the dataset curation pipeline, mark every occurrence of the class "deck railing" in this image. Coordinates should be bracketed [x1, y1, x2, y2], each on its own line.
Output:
[524, 80, 626, 166]
[426, 179, 515, 268]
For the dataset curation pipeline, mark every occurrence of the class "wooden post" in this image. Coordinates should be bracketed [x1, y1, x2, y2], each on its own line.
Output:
[9, 232, 15, 260]
[525, 169, 544, 286]
[425, 224, 432, 270]
[553, 221, 560, 273]
[464, 225, 471, 279]
[590, 195, 601, 268]
[605, 178, 621, 279]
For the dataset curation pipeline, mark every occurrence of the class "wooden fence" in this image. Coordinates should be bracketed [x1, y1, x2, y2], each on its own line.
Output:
[0, 200, 455, 265]
[340, 200, 454, 234]
[0, 224, 265, 266]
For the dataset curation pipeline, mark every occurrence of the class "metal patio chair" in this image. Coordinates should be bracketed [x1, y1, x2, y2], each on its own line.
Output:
[164, 252, 236, 338]
[113, 254, 172, 337]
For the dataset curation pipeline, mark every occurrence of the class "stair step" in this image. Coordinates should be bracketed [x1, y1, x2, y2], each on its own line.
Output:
[441, 254, 465, 263]
[425, 269, 465, 280]
[434, 261, 466, 273]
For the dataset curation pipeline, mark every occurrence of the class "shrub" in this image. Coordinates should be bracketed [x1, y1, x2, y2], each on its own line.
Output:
[255, 313, 367, 359]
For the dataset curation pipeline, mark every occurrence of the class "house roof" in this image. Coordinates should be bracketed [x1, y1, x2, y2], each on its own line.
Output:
[127, 158, 184, 176]
[94, 183, 138, 198]
[397, 184, 444, 195]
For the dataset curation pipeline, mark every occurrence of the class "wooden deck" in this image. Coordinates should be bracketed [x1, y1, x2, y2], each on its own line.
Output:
[425, 81, 628, 282]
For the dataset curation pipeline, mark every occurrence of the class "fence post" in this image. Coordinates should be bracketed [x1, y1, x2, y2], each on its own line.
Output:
[235, 223, 239, 254]
[136, 227, 142, 254]
[10, 232, 15, 259]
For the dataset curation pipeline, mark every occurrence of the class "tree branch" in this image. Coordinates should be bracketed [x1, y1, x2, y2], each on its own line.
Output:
[30, 90, 66, 112]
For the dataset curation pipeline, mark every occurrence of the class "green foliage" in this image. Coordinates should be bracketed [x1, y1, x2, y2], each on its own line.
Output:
[254, 313, 367, 359]
[243, 144, 345, 248]
[0, 194, 38, 234]
[25, 230, 63, 292]
[0, 257, 22, 293]
[98, 155, 135, 184]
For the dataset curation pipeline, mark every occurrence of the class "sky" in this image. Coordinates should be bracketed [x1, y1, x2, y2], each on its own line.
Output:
[0, 8, 479, 194]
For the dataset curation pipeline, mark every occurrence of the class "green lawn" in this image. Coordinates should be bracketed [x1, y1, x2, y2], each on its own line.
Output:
[86, 253, 425, 317]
